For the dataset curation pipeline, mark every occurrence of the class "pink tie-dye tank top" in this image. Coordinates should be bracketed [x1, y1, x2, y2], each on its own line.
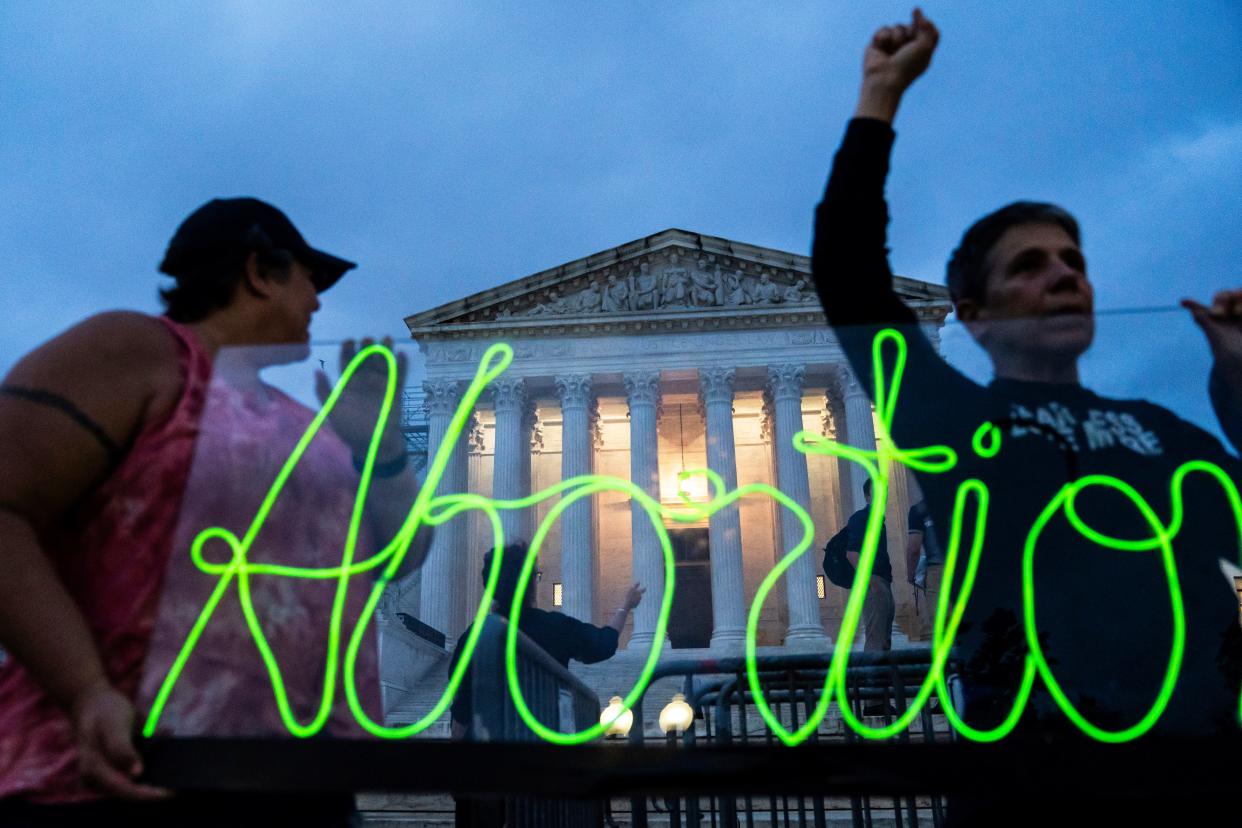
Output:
[0, 316, 380, 802]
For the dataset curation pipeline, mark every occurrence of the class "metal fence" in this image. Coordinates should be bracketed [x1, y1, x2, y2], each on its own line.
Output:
[623, 649, 958, 828]
[467, 614, 604, 827]
[463, 618, 956, 827]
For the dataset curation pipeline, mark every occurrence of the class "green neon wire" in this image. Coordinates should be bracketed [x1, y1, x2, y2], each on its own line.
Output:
[503, 477, 673, 744]
[1023, 477, 1184, 742]
[144, 343, 406, 737]
[342, 343, 518, 738]
[144, 330, 1242, 744]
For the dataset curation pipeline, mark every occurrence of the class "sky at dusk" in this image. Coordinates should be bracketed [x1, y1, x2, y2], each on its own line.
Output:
[2, 1, 1240, 434]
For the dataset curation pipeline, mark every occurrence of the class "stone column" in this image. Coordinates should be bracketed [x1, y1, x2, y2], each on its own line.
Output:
[490, 378, 529, 546]
[555, 374, 595, 623]
[884, 444, 914, 637]
[446, 426, 471, 641]
[839, 367, 879, 515]
[418, 379, 462, 639]
[885, 452, 911, 581]
[698, 368, 746, 649]
[522, 400, 540, 544]
[465, 414, 486, 623]
[768, 365, 830, 645]
[624, 370, 663, 649]
[821, 388, 848, 531]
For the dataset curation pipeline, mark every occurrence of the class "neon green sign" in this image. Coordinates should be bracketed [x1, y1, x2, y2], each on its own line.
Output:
[143, 330, 1242, 744]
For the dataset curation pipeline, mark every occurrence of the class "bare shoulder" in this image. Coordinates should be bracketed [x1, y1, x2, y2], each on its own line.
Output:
[0, 311, 189, 520]
[48, 310, 176, 365]
[5, 311, 180, 395]
[2, 311, 184, 456]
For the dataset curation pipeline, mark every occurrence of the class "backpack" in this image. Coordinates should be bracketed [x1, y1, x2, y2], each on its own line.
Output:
[822, 525, 854, 589]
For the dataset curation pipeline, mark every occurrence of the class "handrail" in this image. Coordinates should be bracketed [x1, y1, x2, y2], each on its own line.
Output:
[469, 614, 600, 742]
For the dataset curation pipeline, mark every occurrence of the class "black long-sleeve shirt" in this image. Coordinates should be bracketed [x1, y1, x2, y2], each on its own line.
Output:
[811, 118, 1242, 734]
[448, 608, 619, 734]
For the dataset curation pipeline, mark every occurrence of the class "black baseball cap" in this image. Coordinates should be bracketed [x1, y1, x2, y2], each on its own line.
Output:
[159, 197, 356, 292]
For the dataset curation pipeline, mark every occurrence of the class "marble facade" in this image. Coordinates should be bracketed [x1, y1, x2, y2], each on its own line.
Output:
[395, 229, 951, 653]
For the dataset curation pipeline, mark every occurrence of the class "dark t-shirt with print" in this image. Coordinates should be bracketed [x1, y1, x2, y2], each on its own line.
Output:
[846, 504, 892, 583]
[811, 118, 1242, 735]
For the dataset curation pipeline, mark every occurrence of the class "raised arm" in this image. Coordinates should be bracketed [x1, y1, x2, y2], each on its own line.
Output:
[0, 312, 178, 800]
[811, 8, 939, 331]
[606, 582, 645, 635]
[314, 337, 433, 577]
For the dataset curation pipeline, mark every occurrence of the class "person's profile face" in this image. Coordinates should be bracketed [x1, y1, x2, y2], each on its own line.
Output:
[275, 261, 320, 354]
[238, 258, 320, 366]
[963, 222, 1095, 365]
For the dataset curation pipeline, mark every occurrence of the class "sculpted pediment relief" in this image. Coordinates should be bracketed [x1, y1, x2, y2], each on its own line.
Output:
[471, 249, 814, 323]
[404, 230, 950, 334]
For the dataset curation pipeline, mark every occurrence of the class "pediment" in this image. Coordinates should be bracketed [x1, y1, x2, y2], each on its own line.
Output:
[404, 228, 948, 336]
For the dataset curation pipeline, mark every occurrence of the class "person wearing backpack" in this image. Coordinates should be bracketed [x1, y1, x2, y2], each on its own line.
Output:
[824, 478, 893, 655]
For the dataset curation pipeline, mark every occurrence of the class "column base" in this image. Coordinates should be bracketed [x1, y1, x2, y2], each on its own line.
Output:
[783, 624, 831, 649]
[625, 632, 672, 652]
[709, 627, 746, 652]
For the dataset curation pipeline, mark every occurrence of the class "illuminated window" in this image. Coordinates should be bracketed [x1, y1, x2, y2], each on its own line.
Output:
[816, 575, 826, 600]
[553, 582, 563, 607]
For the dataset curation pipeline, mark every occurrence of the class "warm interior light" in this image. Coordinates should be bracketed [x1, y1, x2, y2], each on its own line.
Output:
[553, 582, 563, 607]
[662, 404, 710, 505]
[600, 695, 633, 737]
[816, 575, 826, 600]
[658, 692, 694, 734]
[675, 469, 709, 502]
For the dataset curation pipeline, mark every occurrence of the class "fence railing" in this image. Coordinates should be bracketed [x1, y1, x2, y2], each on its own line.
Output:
[466, 614, 603, 826]
[622, 649, 959, 828]
[139, 642, 1241, 824]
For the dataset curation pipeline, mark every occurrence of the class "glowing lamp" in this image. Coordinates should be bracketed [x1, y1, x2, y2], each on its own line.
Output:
[600, 695, 633, 738]
[658, 693, 694, 734]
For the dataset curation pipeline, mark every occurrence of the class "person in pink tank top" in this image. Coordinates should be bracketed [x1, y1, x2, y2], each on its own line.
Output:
[0, 198, 432, 825]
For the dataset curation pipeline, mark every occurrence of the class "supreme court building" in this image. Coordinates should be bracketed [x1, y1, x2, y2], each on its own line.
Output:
[380, 229, 951, 716]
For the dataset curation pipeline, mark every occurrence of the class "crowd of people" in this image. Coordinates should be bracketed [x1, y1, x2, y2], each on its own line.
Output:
[1, 7, 1240, 826]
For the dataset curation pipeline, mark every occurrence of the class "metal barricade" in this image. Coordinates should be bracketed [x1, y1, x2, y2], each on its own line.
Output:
[624, 649, 958, 828]
[468, 614, 605, 827]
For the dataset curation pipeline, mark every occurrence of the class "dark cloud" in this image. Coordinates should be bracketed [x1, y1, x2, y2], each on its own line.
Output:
[2, 0, 1239, 434]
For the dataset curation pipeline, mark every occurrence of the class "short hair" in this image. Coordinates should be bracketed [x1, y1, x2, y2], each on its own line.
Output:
[158, 227, 295, 323]
[862, 477, 872, 498]
[946, 201, 1081, 306]
[480, 543, 529, 614]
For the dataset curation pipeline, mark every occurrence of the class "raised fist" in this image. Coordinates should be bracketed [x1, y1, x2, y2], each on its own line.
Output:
[862, 8, 940, 92]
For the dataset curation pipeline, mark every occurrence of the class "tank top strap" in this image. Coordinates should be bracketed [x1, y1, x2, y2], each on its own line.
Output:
[144, 315, 213, 442]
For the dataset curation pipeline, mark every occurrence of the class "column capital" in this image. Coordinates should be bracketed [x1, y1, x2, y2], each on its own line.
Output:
[554, 374, 593, 410]
[697, 367, 736, 406]
[835, 365, 867, 401]
[623, 370, 663, 408]
[423, 378, 462, 416]
[489, 377, 527, 412]
[766, 364, 806, 403]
